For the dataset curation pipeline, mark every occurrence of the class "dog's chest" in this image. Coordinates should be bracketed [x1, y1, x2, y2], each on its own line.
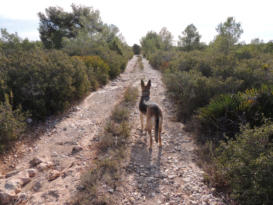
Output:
[139, 101, 147, 114]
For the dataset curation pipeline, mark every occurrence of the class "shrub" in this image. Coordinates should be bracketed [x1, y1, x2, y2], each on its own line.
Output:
[0, 100, 26, 151]
[197, 94, 243, 141]
[163, 70, 225, 120]
[5, 48, 90, 119]
[167, 50, 214, 76]
[74, 56, 110, 88]
[80, 45, 127, 79]
[124, 86, 138, 104]
[149, 50, 177, 71]
[215, 122, 273, 205]
[132, 44, 141, 55]
[197, 85, 273, 141]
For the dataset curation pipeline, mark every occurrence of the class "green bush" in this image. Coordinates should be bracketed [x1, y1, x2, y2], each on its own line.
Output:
[197, 94, 243, 141]
[163, 70, 240, 120]
[168, 51, 214, 77]
[5, 48, 90, 119]
[132, 44, 141, 55]
[149, 50, 177, 71]
[74, 55, 110, 89]
[0, 100, 26, 151]
[215, 122, 273, 205]
[197, 85, 273, 141]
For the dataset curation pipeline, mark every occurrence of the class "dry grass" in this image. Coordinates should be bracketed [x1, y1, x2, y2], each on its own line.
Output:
[72, 86, 138, 205]
[137, 55, 144, 70]
[124, 86, 138, 104]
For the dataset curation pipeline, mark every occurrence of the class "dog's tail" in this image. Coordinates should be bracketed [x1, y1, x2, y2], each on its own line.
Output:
[155, 110, 162, 143]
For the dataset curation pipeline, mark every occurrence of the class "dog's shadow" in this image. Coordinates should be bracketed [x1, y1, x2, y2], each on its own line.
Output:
[127, 134, 162, 198]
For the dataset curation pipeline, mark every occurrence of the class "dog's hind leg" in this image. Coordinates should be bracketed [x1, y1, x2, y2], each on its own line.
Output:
[148, 129, 153, 149]
[158, 117, 163, 147]
[145, 115, 153, 149]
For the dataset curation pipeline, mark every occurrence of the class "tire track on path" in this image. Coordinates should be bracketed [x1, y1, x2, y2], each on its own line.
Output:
[113, 58, 225, 205]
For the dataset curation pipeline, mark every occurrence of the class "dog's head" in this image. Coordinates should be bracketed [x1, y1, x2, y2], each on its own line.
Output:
[141, 79, 151, 101]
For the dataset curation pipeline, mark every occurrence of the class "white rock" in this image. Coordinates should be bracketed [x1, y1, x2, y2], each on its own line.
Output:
[26, 118, 32, 124]
[37, 162, 53, 172]
[48, 170, 60, 181]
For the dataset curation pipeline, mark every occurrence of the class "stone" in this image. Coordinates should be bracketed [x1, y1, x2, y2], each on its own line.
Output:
[26, 118, 32, 124]
[168, 175, 176, 179]
[48, 190, 59, 199]
[37, 162, 53, 172]
[5, 170, 20, 178]
[76, 185, 85, 191]
[17, 192, 28, 203]
[48, 170, 60, 181]
[32, 181, 42, 192]
[71, 145, 83, 154]
[4, 179, 21, 191]
[29, 157, 43, 167]
[0, 191, 17, 205]
[20, 177, 31, 186]
[27, 169, 37, 177]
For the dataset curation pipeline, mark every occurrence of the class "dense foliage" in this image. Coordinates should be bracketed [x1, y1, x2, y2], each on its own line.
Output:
[215, 122, 273, 205]
[140, 17, 273, 204]
[38, 4, 103, 49]
[0, 100, 26, 151]
[0, 5, 133, 150]
[132, 44, 141, 55]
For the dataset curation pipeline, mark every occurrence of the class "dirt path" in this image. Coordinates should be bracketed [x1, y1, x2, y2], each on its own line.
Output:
[112, 58, 225, 205]
[0, 56, 224, 205]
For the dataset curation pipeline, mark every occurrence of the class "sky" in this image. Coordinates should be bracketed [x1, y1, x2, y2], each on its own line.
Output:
[0, 0, 272, 46]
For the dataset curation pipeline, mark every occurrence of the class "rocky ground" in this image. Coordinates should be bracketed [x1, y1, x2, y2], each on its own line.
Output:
[0, 56, 225, 204]
[112, 59, 225, 205]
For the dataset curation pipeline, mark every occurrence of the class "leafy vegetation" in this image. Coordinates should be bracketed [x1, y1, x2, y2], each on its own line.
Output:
[178, 24, 203, 51]
[0, 4, 132, 150]
[132, 44, 141, 55]
[140, 17, 273, 204]
[215, 122, 273, 205]
[0, 99, 26, 151]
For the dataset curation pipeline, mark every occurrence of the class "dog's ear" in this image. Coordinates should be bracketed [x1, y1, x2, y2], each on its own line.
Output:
[141, 79, 145, 89]
[147, 80, 151, 88]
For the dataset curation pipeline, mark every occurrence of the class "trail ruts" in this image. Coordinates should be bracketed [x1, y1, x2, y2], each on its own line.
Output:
[111, 58, 225, 205]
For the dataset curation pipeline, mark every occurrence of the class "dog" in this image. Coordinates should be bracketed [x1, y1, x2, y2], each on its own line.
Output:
[139, 79, 163, 148]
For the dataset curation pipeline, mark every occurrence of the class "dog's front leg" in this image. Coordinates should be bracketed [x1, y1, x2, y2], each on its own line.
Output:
[140, 113, 144, 133]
